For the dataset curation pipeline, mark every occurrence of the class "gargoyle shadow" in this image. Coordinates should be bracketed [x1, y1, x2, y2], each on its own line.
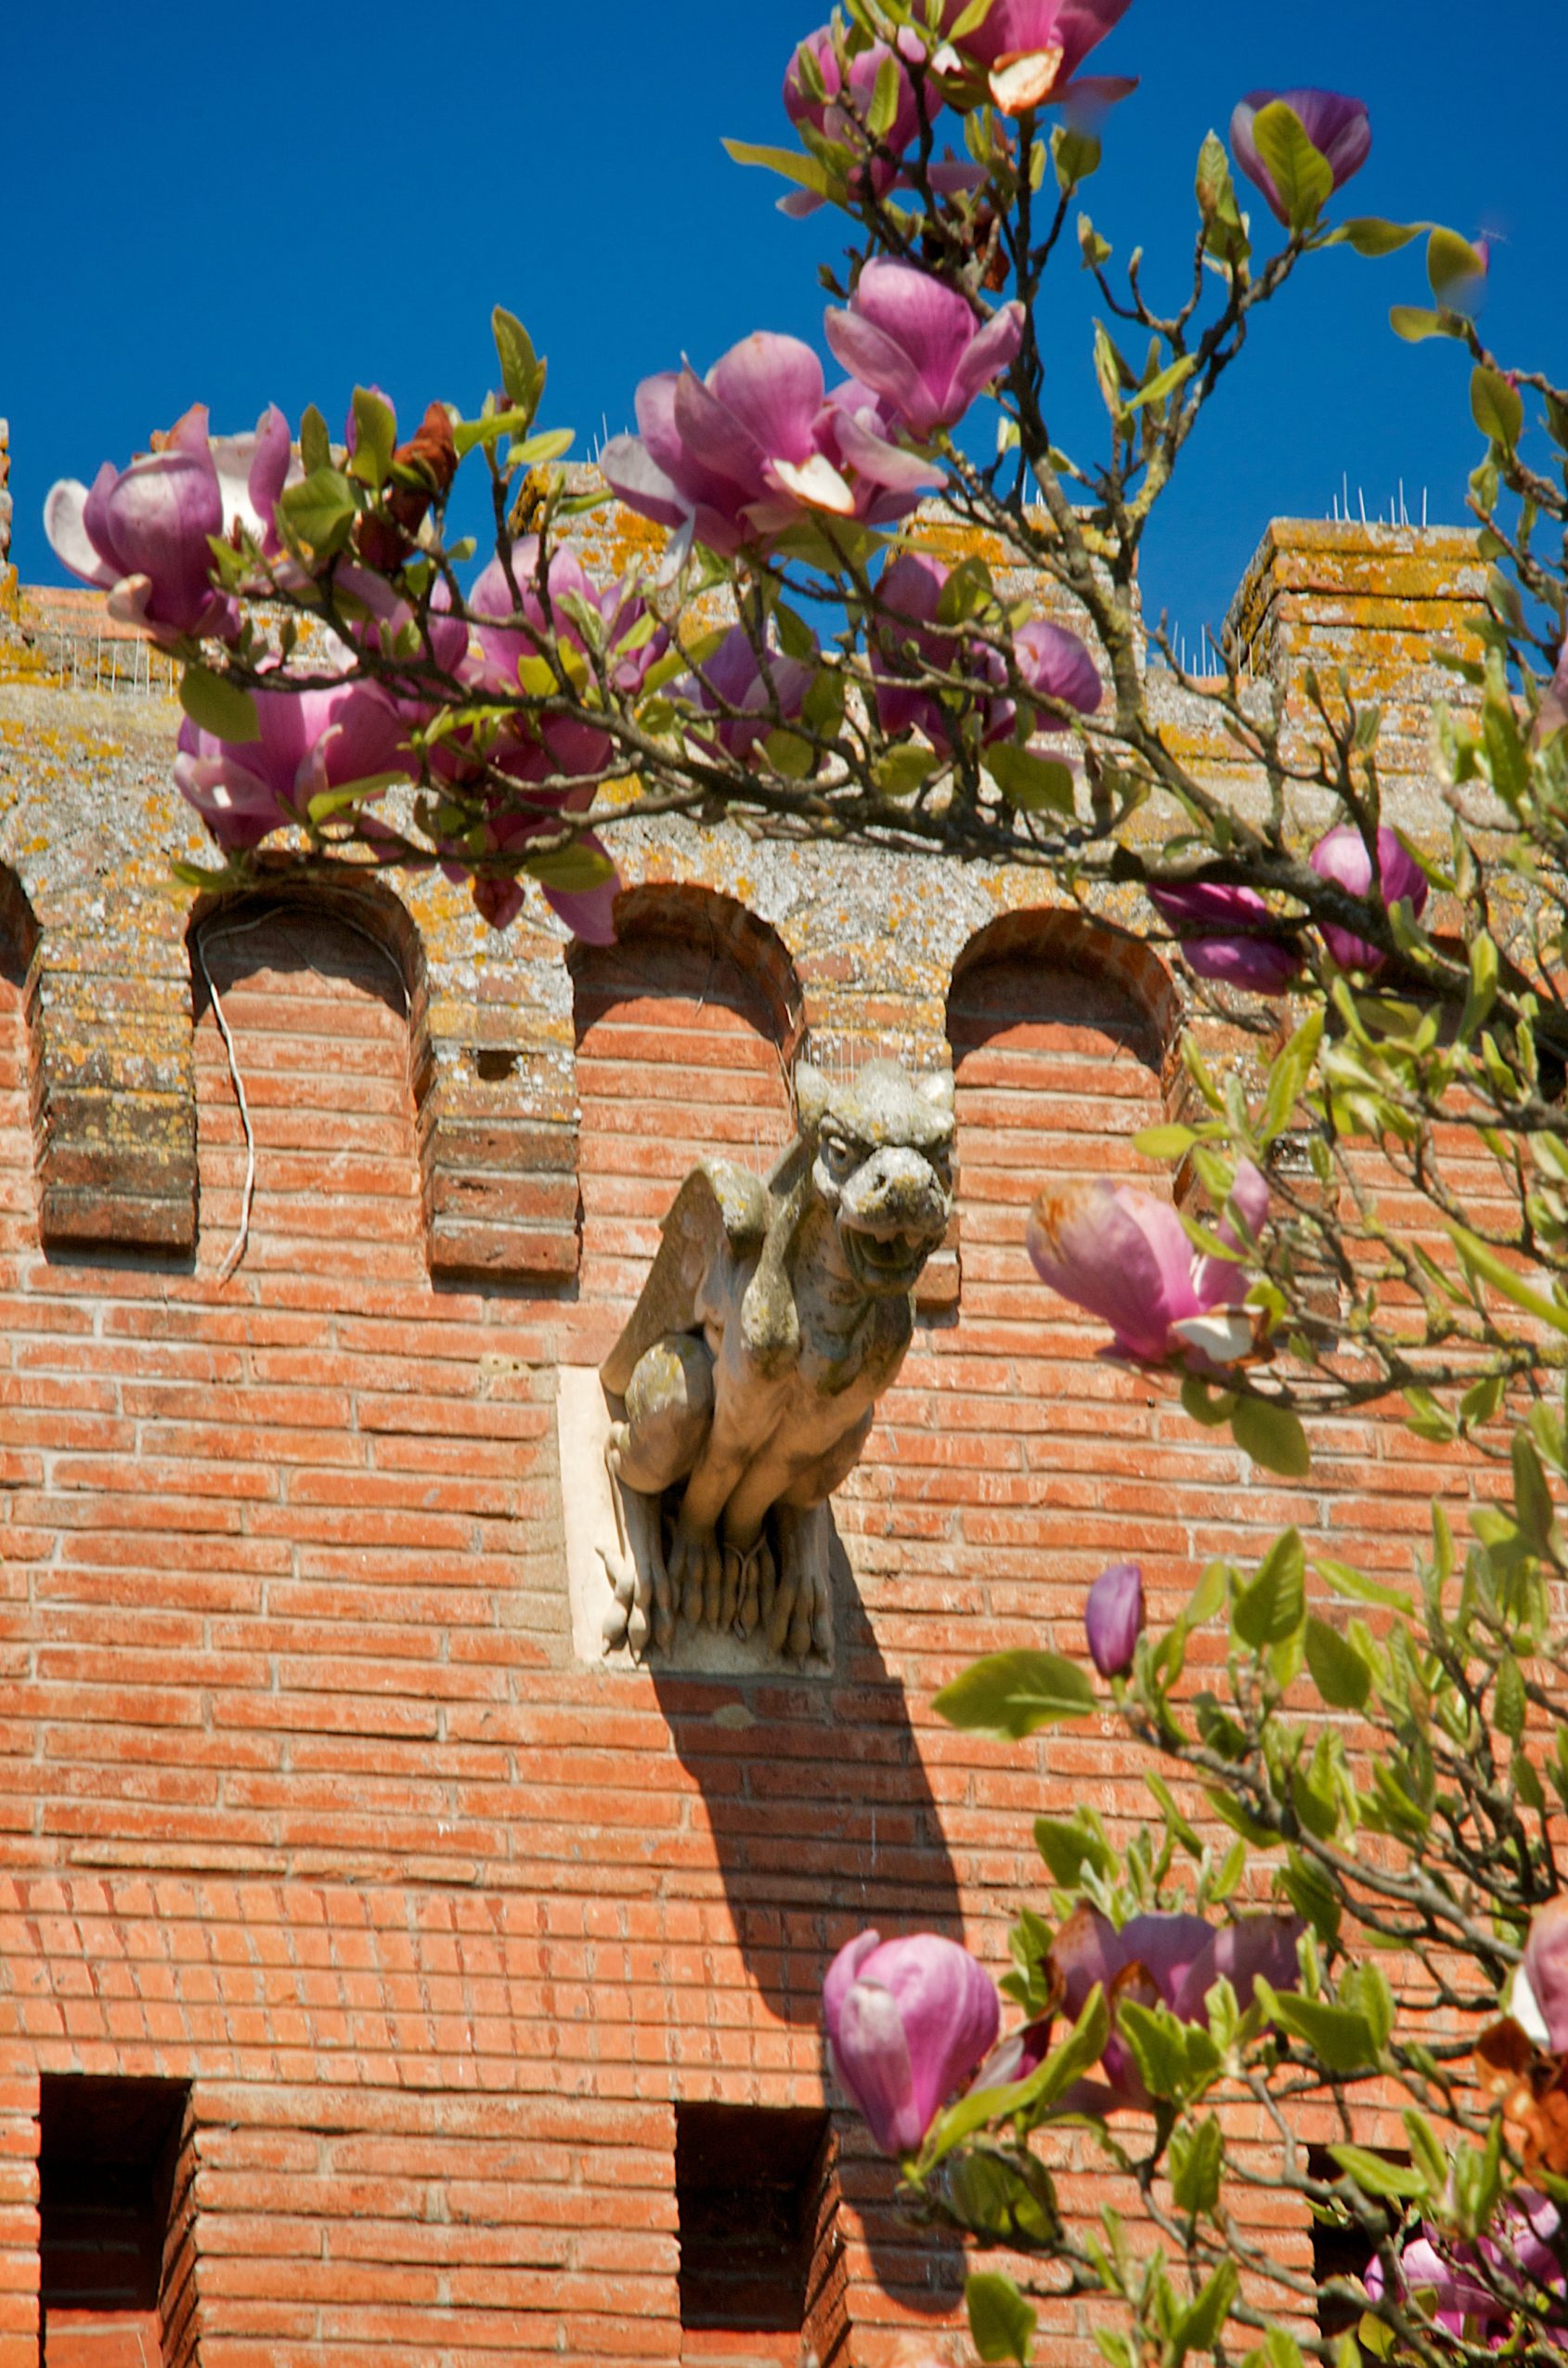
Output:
[648, 1518, 966, 2308]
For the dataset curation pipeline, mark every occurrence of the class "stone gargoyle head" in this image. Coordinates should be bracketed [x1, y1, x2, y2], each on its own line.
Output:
[789, 1059, 955, 1298]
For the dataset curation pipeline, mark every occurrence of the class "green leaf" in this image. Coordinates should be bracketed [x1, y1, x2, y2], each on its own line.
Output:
[875, 743, 940, 800]
[1235, 1529, 1306, 1649]
[1260, 1012, 1325, 1144]
[1328, 2142, 1429, 2201]
[1304, 1615, 1371, 1711]
[945, 0, 1000, 40]
[1202, 1787, 1278, 1849]
[1496, 1652, 1527, 1744]
[180, 665, 260, 745]
[1079, 214, 1113, 269]
[1341, 1960, 1395, 2052]
[721, 137, 833, 197]
[1278, 1848, 1341, 1943]
[1231, 1398, 1311, 1477]
[1181, 1375, 1238, 1428]
[1512, 1431, 1555, 1553]
[1267, 1990, 1380, 2074]
[934, 1649, 1097, 1739]
[1250, 100, 1333, 230]
[348, 386, 396, 488]
[1428, 226, 1488, 304]
[1400, 2110, 1445, 2196]
[1034, 1813, 1118, 1886]
[1117, 1999, 1195, 2101]
[509, 425, 575, 467]
[1196, 129, 1251, 264]
[1471, 363, 1525, 449]
[1145, 1773, 1202, 1857]
[492, 307, 547, 426]
[1451, 1223, 1568, 1339]
[925, 1988, 1109, 2161]
[984, 743, 1077, 814]
[523, 840, 617, 893]
[967, 2272, 1038, 2367]
[1170, 2114, 1225, 2216]
[1053, 123, 1100, 189]
[1134, 1124, 1199, 1160]
[304, 769, 408, 824]
[452, 408, 537, 460]
[1173, 2259, 1239, 2357]
[1314, 1557, 1411, 1613]
[279, 465, 357, 558]
[945, 2146, 1058, 2245]
[773, 602, 817, 663]
[1389, 305, 1452, 343]
[1328, 216, 1420, 257]
[1125, 355, 1199, 416]
[866, 53, 901, 138]
[298, 403, 332, 475]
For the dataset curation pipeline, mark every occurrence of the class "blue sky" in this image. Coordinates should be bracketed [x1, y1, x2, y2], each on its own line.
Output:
[6, 0, 1564, 639]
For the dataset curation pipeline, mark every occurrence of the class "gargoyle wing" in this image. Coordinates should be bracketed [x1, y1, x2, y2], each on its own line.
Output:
[600, 1160, 771, 1396]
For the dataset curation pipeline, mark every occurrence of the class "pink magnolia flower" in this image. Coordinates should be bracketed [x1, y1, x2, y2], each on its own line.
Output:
[824, 260, 1024, 440]
[938, 0, 1135, 114]
[174, 681, 410, 852]
[874, 551, 1101, 748]
[453, 801, 621, 943]
[1052, 1903, 1302, 2112]
[820, 380, 947, 525]
[784, 28, 931, 206]
[1230, 90, 1371, 227]
[1147, 880, 1303, 994]
[1364, 2197, 1568, 2341]
[45, 402, 292, 644]
[603, 334, 860, 563]
[1308, 823, 1429, 972]
[1514, 1899, 1568, 2054]
[1027, 1161, 1269, 1367]
[468, 540, 667, 699]
[680, 623, 818, 762]
[823, 1930, 1000, 2156]
[1085, 1561, 1144, 1678]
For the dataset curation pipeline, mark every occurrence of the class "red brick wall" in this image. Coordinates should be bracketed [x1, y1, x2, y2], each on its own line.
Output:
[0, 886, 1478, 2364]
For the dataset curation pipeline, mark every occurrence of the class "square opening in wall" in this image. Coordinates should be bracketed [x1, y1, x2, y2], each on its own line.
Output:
[39, 2075, 192, 2368]
[676, 2102, 836, 2360]
[1306, 2143, 1406, 2337]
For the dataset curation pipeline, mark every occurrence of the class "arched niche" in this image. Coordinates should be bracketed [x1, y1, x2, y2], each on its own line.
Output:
[567, 885, 805, 1330]
[0, 865, 42, 1255]
[943, 904, 1178, 1334]
[186, 884, 428, 1288]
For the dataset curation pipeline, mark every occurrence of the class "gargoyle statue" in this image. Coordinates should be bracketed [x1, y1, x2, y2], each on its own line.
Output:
[598, 1060, 955, 1662]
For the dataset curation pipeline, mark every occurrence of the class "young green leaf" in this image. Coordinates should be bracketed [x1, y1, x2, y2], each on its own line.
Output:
[1231, 1397, 1311, 1477]
[1234, 1529, 1306, 1648]
[967, 2272, 1038, 2367]
[180, 665, 260, 745]
[1471, 364, 1525, 449]
[1249, 101, 1333, 229]
[1304, 1615, 1372, 1711]
[934, 1650, 1097, 1738]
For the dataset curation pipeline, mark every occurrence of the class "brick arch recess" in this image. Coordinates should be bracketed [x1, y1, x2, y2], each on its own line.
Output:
[0, 869, 36, 1283]
[188, 897, 425, 1290]
[568, 890, 804, 1343]
[834, 919, 1217, 1945]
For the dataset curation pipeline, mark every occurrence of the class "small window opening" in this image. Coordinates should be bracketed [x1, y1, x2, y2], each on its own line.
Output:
[1307, 2143, 1406, 2338]
[39, 2076, 192, 2368]
[677, 2103, 837, 2365]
